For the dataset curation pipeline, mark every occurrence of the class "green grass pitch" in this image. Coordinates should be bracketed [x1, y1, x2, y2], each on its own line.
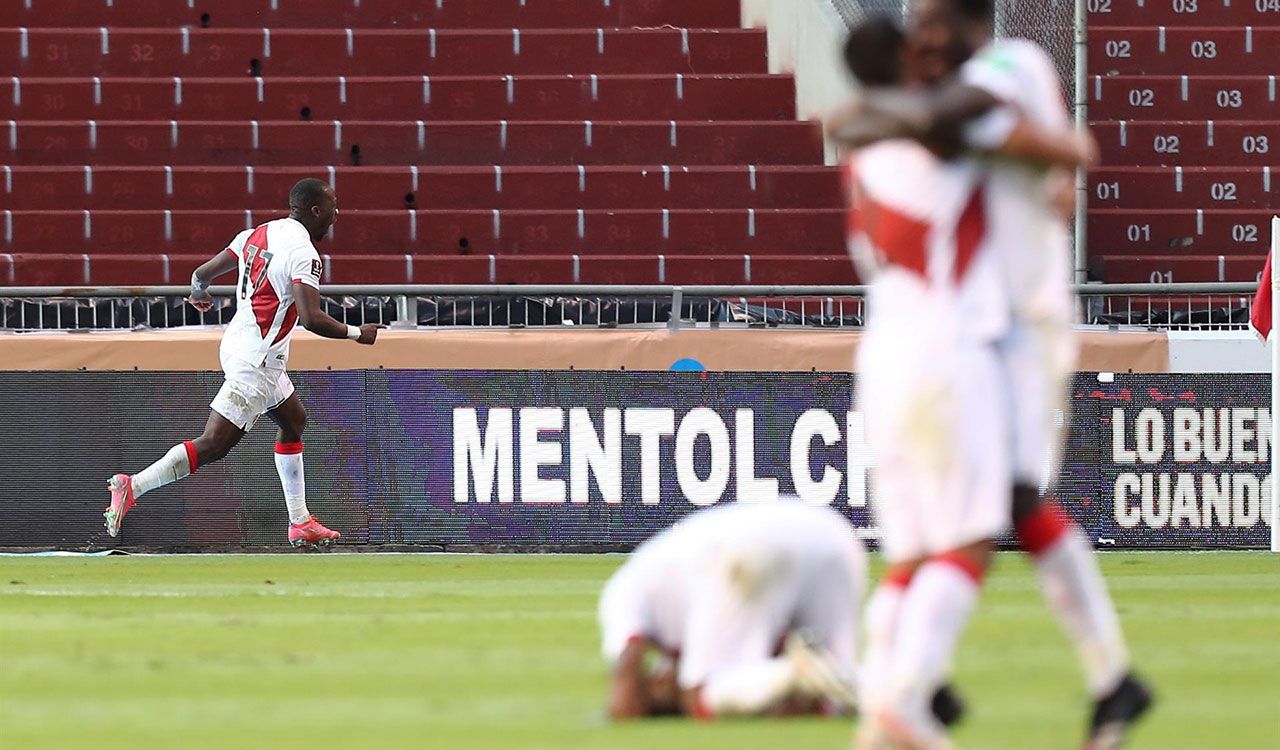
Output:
[1, 552, 1275, 749]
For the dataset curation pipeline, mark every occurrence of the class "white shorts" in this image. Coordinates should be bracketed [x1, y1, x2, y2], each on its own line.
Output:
[210, 352, 295, 431]
[996, 317, 1077, 488]
[858, 331, 1011, 563]
[677, 511, 866, 689]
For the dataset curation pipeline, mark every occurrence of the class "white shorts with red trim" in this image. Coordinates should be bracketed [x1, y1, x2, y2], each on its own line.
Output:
[858, 329, 1011, 563]
[210, 352, 295, 431]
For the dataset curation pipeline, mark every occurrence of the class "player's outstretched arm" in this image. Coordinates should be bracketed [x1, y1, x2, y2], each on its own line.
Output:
[293, 281, 384, 345]
[186, 249, 239, 312]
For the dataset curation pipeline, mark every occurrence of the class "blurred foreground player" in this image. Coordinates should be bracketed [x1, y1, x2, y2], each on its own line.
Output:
[841, 5, 1152, 747]
[104, 179, 384, 547]
[599, 501, 866, 719]
[837, 16, 1102, 750]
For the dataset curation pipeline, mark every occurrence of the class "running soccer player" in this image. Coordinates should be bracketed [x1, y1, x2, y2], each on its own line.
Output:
[839, 5, 1153, 747]
[103, 178, 383, 548]
[599, 501, 866, 719]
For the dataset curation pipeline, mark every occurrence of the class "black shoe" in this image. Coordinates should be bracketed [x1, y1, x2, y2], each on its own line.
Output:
[1086, 672, 1154, 749]
[930, 683, 966, 727]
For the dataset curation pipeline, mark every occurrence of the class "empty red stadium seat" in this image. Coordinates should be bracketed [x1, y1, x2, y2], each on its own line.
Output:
[1093, 120, 1280, 166]
[0, 75, 795, 122]
[2, 165, 842, 211]
[2, 0, 743, 30]
[0, 1, 848, 291]
[1088, 0, 1280, 27]
[1090, 167, 1275, 209]
[1090, 208, 1272, 254]
[5, 120, 823, 166]
[1093, 254, 1263, 283]
[0, 209, 847, 256]
[1090, 75, 1280, 121]
[1090, 27, 1274, 76]
[3, 28, 768, 78]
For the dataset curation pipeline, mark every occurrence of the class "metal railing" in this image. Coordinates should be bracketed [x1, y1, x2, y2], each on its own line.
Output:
[0, 282, 1258, 332]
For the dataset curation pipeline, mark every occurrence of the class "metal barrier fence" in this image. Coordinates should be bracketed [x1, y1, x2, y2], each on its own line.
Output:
[0, 283, 1258, 332]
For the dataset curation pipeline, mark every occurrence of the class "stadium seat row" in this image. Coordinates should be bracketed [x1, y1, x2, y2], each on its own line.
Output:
[1090, 166, 1277, 209]
[3, 120, 824, 166]
[1090, 208, 1274, 253]
[1088, 0, 1280, 27]
[1092, 119, 1279, 166]
[1090, 27, 1280, 76]
[2, 75, 795, 123]
[1092, 254, 1263, 283]
[0, 252, 859, 287]
[2, 27, 767, 77]
[0, 209, 846, 255]
[1090, 75, 1280, 121]
[2, 0, 743, 30]
[2, 165, 843, 211]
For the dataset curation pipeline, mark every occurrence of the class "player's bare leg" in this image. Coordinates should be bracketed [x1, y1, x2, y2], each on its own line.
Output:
[267, 394, 339, 548]
[1011, 486, 1153, 748]
[105, 411, 244, 537]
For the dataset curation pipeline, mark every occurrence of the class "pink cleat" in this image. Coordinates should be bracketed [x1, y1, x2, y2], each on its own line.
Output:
[289, 516, 340, 548]
[104, 474, 136, 538]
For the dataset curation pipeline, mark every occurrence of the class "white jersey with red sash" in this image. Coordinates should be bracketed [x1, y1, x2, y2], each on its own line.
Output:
[220, 217, 323, 371]
[845, 140, 1012, 563]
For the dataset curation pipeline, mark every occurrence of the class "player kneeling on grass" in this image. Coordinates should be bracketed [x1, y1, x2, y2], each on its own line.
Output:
[598, 501, 867, 719]
[103, 178, 384, 548]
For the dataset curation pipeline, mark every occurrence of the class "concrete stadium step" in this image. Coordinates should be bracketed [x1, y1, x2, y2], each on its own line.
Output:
[0, 252, 859, 286]
[1090, 208, 1274, 254]
[1090, 75, 1280, 121]
[1089, 166, 1278, 209]
[1090, 26, 1278, 76]
[2, 27, 768, 77]
[2, 0, 743, 30]
[1091, 253, 1264, 283]
[1091, 119, 1279, 166]
[0, 165, 844, 211]
[0, 209, 846, 256]
[3, 120, 825, 166]
[1087, 0, 1280, 27]
[1, 75, 796, 123]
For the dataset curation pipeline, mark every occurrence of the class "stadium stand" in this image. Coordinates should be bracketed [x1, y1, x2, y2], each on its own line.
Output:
[1087, 0, 1279, 283]
[1, 0, 843, 286]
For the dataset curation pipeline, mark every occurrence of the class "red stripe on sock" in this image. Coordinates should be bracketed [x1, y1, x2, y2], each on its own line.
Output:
[931, 551, 986, 585]
[274, 441, 304, 455]
[883, 564, 916, 589]
[692, 688, 715, 721]
[1016, 502, 1072, 556]
[183, 440, 199, 473]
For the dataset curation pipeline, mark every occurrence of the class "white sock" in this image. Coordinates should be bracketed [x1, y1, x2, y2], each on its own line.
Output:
[274, 444, 309, 524]
[700, 659, 799, 716]
[131, 443, 193, 497]
[886, 559, 982, 729]
[1035, 529, 1130, 697]
[860, 579, 907, 713]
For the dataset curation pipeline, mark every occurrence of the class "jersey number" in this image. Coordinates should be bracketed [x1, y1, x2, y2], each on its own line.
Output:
[240, 244, 274, 300]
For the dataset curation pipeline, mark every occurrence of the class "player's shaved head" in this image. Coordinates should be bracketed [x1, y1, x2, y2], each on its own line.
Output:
[287, 178, 338, 243]
[289, 178, 330, 212]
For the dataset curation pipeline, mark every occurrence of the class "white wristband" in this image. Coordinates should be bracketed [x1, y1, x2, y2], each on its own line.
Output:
[346, 325, 362, 341]
[190, 272, 208, 294]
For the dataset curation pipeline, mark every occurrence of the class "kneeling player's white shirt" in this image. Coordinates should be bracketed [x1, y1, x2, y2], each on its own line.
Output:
[220, 217, 323, 371]
[210, 218, 322, 430]
[598, 502, 867, 690]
